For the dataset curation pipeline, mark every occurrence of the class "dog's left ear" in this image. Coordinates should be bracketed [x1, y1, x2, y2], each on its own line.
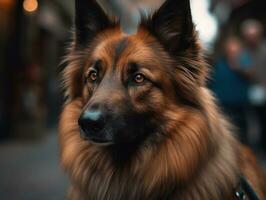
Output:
[146, 0, 195, 54]
[75, 0, 111, 47]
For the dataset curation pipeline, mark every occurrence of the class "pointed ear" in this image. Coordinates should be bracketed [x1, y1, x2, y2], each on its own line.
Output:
[75, 0, 111, 47]
[147, 0, 195, 54]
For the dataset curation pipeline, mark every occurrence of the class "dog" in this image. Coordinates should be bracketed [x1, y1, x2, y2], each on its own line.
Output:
[59, 0, 266, 199]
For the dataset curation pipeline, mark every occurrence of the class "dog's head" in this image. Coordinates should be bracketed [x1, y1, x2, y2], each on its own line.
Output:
[63, 0, 207, 146]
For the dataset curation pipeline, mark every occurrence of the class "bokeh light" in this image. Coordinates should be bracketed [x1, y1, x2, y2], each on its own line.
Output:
[191, 0, 218, 48]
[23, 0, 38, 13]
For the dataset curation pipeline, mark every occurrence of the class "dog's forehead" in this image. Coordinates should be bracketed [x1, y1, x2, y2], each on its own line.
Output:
[91, 29, 157, 67]
[114, 38, 129, 62]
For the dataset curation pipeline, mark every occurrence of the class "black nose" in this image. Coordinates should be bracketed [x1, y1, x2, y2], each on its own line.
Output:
[78, 109, 106, 140]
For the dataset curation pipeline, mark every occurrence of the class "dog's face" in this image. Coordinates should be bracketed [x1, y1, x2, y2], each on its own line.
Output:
[79, 31, 174, 144]
[63, 0, 207, 145]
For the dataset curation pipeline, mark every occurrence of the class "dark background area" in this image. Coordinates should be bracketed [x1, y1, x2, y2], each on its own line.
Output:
[0, 0, 266, 199]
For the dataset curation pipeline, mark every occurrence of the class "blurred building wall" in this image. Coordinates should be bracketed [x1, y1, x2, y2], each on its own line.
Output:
[0, 0, 73, 140]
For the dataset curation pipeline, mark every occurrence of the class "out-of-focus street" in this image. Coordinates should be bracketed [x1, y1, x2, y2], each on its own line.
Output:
[0, 130, 68, 200]
[0, 129, 265, 200]
[0, 0, 266, 199]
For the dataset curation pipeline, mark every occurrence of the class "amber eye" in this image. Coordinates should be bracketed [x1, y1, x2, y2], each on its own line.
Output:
[87, 70, 98, 82]
[134, 73, 145, 84]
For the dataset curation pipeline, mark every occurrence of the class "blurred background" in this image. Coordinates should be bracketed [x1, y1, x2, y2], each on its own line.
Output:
[0, 0, 265, 199]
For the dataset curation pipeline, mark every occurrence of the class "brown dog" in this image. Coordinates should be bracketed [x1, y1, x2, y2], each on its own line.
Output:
[59, 0, 266, 199]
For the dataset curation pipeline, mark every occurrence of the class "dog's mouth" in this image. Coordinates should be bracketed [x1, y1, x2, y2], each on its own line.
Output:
[82, 135, 114, 146]
[78, 115, 153, 146]
[80, 128, 114, 146]
[88, 137, 114, 146]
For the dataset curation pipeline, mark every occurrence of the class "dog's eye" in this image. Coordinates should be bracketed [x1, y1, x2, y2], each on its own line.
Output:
[134, 73, 145, 84]
[86, 70, 98, 82]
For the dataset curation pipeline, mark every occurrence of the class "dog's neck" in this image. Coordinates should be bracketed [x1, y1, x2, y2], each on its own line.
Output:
[67, 134, 238, 200]
[68, 128, 238, 199]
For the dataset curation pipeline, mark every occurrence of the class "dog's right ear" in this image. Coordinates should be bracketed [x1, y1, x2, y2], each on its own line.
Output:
[75, 0, 111, 48]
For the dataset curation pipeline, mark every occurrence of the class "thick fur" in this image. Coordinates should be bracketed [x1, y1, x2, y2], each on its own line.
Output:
[59, 0, 266, 199]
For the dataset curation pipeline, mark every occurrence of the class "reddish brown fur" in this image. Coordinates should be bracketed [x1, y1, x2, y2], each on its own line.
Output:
[59, 27, 266, 200]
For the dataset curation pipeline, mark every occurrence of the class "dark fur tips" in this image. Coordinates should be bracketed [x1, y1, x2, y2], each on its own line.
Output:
[146, 0, 194, 54]
[75, 0, 194, 52]
[75, 0, 111, 47]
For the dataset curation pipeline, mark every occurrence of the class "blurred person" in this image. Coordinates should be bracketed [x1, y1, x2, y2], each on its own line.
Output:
[241, 19, 266, 150]
[210, 37, 252, 144]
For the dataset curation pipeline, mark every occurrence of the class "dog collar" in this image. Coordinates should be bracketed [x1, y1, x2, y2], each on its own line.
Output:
[235, 175, 260, 200]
